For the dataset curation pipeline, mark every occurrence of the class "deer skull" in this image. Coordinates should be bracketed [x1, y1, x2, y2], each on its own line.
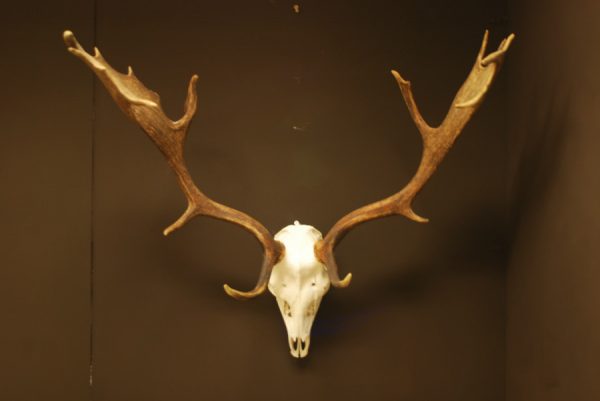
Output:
[268, 221, 330, 358]
[64, 29, 514, 358]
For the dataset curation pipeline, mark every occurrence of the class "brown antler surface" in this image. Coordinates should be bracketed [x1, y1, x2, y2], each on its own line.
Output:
[63, 30, 283, 299]
[316, 30, 515, 288]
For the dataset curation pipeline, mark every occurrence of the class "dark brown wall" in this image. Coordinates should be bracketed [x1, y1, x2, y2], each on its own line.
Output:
[0, 2, 94, 401]
[1, 1, 510, 401]
[506, 0, 600, 400]
[90, 1, 509, 400]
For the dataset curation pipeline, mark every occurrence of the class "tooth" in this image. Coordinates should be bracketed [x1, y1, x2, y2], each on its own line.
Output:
[295, 337, 309, 358]
[300, 339, 307, 358]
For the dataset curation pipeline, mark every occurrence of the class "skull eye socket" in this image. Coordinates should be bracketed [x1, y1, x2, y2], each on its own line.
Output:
[283, 301, 292, 317]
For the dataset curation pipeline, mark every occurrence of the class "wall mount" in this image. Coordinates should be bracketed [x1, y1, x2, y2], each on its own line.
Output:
[63, 29, 513, 358]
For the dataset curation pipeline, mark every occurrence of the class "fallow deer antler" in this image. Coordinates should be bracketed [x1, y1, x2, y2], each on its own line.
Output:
[316, 30, 515, 288]
[63, 30, 283, 299]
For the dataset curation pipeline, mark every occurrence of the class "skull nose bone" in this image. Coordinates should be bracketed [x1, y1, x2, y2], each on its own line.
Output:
[288, 336, 311, 358]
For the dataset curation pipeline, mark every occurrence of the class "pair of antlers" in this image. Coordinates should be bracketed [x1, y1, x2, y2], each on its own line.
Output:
[63, 29, 514, 299]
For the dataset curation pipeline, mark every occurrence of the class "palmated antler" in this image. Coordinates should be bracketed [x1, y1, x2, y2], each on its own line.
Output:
[63, 30, 283, 299]
[316, 30, 515, 288]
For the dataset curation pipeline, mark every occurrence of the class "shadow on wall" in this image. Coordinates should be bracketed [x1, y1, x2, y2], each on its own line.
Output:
[152, 199, 509, 368]
[508, 81, 571, 237]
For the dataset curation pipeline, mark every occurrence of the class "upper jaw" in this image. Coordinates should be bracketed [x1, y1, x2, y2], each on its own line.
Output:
[288, 336, 311, 358]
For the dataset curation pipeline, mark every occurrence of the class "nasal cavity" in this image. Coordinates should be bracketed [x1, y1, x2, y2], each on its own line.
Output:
[289, 337, 311, 358]
[299, 337, 310, 358]
[289, 337, 299, 357]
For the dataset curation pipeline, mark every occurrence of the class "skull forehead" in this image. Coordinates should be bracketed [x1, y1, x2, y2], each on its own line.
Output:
[269, 221, 329, 298]
[275, 220, 323, 243]
[273, 221, 323, 270]
[271, 262, 329, 291]
[269, 251, 328, 287]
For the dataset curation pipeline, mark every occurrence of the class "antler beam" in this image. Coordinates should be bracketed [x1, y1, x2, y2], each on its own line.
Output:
[316, 30, 515, 288]
[63, 30, 283, 299]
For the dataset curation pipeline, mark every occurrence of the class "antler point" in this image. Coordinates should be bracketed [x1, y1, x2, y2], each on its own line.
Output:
[224, 284, 255, 300]
[223, 284, 240, 299]
[391, 69, 409, 86]
[63, 30, 81, 51]
[505, 33, 516, 49]
[401, 207, 429, 223]
[338, 273, 352, 288]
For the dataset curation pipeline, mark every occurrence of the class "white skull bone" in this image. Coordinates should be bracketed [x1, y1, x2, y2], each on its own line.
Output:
[268, 221, 331, 358]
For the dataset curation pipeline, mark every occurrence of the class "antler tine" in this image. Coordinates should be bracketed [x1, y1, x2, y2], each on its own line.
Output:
[63, 30, 283, 299]
[316, 30, 514, 288]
